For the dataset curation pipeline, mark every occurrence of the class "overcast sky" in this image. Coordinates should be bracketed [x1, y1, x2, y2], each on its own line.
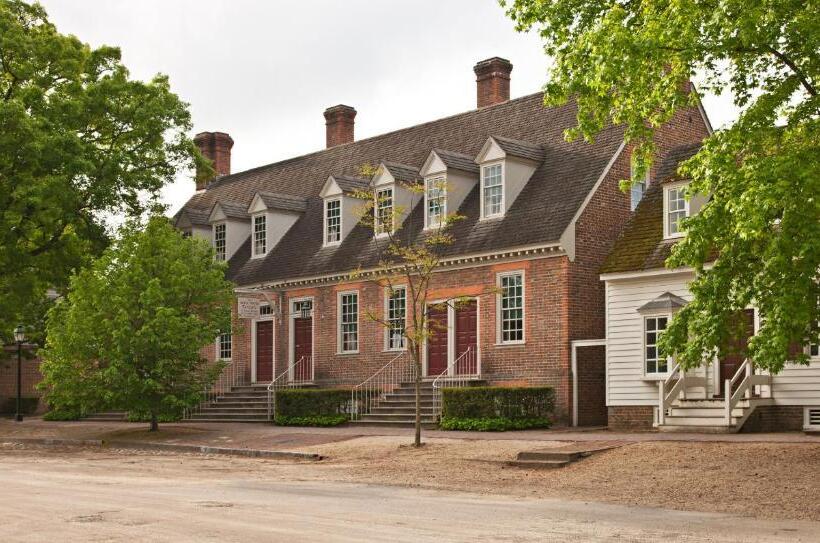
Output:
[40, 0, 738, 215]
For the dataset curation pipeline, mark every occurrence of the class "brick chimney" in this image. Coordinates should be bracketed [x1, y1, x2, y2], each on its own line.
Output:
[193, 131, 233, 190]
[324, 105, 356, 148]
[473, 57, 513, 108]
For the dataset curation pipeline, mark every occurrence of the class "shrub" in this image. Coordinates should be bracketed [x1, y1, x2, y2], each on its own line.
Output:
[440, 386, 555, 431]
[273, 388, 350, 427]
[126, 409, 182, 423]
[42, 407, 85, 421]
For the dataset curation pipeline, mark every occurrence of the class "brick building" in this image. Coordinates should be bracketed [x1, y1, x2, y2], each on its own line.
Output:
[175, 57, 711, 425]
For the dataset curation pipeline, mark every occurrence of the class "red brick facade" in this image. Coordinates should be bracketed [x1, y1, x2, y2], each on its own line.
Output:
[607, 406, 655, 430]
[474, 57, 513, 108]
[0, 345, 44, 413]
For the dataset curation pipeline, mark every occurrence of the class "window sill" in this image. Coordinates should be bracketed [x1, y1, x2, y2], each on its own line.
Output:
[383, 348, 407, 353]
[250, 254, 266, 259]
[336, 351, 360, 356]
[642, 374, 670, 381]
[494, 341, 526, 347]
[479, 214, 504, 222]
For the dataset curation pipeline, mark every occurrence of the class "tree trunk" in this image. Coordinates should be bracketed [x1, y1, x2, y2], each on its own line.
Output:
[149, 412, 159, 432]
[414, 350, 422, 448]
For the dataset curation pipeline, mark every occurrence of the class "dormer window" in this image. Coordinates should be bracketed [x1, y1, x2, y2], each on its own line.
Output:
[375, 187, 393, 236]
[425, 176, 446, 229]
[481, 163, 504, 218]
[630, 163, 649, 211]
[213, 223, 226, 261]
[325, 198, 341, 245]
[664, 183, 689, 238]
[252, 214, 267, 257]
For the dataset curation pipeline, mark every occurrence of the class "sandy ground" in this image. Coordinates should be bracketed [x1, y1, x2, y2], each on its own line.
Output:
[1, 445, 818, 543]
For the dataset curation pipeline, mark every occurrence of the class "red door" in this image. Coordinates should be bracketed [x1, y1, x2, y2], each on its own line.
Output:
[455, 300, 478, 375]
[718, 309, 755, 396]
[255, 320, 273, 382]
[426, 304, 449, 376]
[293, 317, 313, 382]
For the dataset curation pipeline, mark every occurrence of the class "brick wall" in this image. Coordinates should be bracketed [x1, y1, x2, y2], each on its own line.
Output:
[608, 405, 655, 430]
[741, 405, 804, 433]
[0, 345, 44, 413]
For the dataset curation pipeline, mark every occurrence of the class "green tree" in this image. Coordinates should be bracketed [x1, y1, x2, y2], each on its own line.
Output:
[40, 216, 234, 431]
[0, 0, 205, 346]
[503, 0, 819, 372]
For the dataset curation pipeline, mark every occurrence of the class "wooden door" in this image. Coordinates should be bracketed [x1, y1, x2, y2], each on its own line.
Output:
[255, 320, 273, 382]
[454, 300, 478, 375]
[426, 304, 449, 376]
[293, 317, 313, 381]
[718, 309, 755, 396]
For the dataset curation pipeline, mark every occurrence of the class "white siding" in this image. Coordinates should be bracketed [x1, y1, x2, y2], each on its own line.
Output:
[605, 271, 820, 407]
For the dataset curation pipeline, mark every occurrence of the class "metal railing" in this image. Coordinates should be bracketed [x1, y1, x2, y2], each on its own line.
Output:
[350, 351, 414, 421]
[184, 360, 246, 420]
[432, 347, 479, 419]
[267, 355, 313, 421]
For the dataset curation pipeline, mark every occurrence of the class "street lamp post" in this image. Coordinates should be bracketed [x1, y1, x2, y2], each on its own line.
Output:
[13, 325, 25, 422]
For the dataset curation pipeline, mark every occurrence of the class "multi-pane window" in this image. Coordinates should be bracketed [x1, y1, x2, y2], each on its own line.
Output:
[425, 177, 446, 228]
[259, 304, 273, 317]
[482, 164, 503, 217]
[666, 186, 688, 236]
[811, 342, 819, 357]
[213, 223, 226, 261]
[325, 199, 341, 244]
[253, 214, 267, 256]
[375, 188, 393, 235]
[217, 333, 232, 360]
[387, 287, 406, 350]
[293, 299, 313, 317]
[645, 316, 669, 374]
[339, 292, 359, 352]
[499, 273, 524, 343]
[630, 164, 648, 211]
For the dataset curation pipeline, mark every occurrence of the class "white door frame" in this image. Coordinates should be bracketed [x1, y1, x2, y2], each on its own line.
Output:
[423, 297, 479, 377]
[571, 339, 606, 427]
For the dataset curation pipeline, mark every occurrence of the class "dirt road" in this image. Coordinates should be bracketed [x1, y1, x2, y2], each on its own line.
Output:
[1, 447, 817, 542]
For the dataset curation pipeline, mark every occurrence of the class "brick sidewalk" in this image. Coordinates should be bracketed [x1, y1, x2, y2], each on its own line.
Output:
[1, 417, 816, 451]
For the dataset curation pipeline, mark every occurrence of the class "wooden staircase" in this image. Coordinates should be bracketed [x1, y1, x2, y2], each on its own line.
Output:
[657, 397, 769, 433]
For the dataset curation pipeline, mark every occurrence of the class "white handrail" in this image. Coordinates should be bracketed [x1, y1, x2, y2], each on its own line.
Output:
[350, 351, 414, 421]
[657, 362, 682, 425]
[267, 355, 312, 421]
[432, 347, 478, 419]
[184, 359, 247, 420]
[724, 359, 770, 424]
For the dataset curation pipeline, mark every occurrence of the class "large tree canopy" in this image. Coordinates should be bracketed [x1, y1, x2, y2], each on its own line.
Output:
[0, 0, 202, 344]
[40, 216, 234, 430]
[504, 0, 819, 372]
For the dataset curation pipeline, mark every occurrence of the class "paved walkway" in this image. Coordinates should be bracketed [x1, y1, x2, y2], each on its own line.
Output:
[2, 448, 817, 542]
[1, 417, 816, 452]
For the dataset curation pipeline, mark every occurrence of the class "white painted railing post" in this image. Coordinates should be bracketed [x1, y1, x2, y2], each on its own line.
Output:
[724, 379, 732, 424]
[658, 381, 665, 425]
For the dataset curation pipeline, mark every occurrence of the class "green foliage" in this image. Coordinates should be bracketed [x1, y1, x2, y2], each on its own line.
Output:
[273, 389, 350, 426]
[42, 406, 85, 421]
[441, 386, 555, 425]
[439, 417, 551, 432]
[126, 409, 182, 423]
[504, 0, 819, 372]
[0, 0, 202, 344]
[39, 216, 234, 430]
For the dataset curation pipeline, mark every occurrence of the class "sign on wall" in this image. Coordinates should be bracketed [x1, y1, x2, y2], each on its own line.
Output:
[237, 297, 260, 319]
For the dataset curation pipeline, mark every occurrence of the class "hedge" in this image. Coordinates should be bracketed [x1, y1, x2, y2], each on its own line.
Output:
[273, 388, 350, 427]
[440, 386, 555, 431]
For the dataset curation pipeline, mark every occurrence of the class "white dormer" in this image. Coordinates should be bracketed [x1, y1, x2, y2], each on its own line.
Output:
[475, 136, 544, 220]
[370, 162, 421, 237]
[175, 208, 212, 241]
[320, 175, 368, 246]
[419, 150, 479, 230]
[662, 181, 708, 240]
[208, 201, 251, 262]
[247, 192, 306, 258]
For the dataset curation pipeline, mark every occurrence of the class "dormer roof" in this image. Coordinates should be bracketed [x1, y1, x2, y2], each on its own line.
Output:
[432, 149, 480, 174]
[637, 292, 688, 313]
[486, 135, 546, 163]
[321, 175, 370, 198]
[250, 191, 308, 213]
[208, 201, 251, 223]
[174, 207, 210, 228]
[381, 162, 421, 184]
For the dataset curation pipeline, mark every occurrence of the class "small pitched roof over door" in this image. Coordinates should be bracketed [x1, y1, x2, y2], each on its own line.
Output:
[637, 292, 688, 313]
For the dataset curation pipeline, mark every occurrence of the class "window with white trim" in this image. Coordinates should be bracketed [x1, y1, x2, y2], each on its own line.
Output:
[217, 333, 232, 360]
[253, 214, 267, 256]
[213, 223, 226, 261]
[259, 304, 273, 317]
[386, 287, 406, 350]
[325, 199, 341, 244]
[339, 292, 358, 353]
[810, 342, 819, 358]
[482, 163, 503, 218]
[375, 187, 393, 235]
[499, 272, 524, 343]
[644, 316, 669, 374]
[630, 163, 649, 211]
[665, 185, 688, 237]
[425, 176, 446, 228]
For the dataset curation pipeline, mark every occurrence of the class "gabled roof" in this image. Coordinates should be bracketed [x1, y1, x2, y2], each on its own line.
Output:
[332, 175, 370, 194]
[175, 207, 210, 227]
[637, 292, 688, 313]
[600, 143, 702, 275]
[178, 92, 627, 286]
[492, 135, 546, 162]
[381, 162, 421, 184]
[432, 149, 480, 174]
[210, 201, 251, 222]
[255, 191, 308, 213]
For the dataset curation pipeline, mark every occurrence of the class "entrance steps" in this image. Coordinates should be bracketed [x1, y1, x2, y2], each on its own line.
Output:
[184, 383, 312, 423]
[83, 411, 128, 422]
[657, 398, 769, 433]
